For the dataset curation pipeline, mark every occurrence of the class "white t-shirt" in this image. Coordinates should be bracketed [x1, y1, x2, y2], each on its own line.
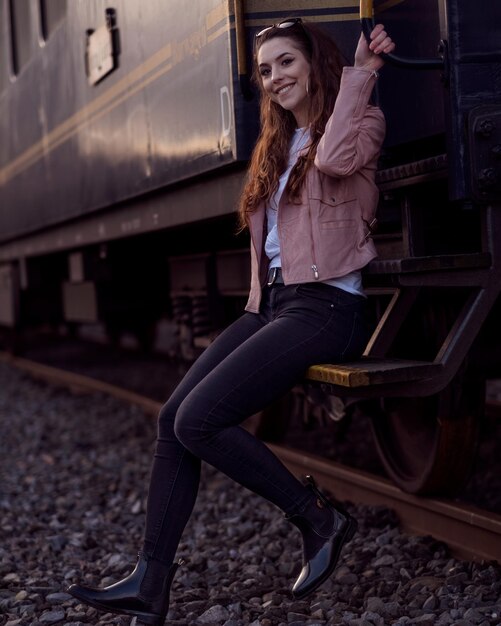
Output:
[264, 128, 364, 297]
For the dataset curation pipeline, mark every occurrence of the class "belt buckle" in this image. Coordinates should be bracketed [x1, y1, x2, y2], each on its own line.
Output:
[267, 267, 278, 286]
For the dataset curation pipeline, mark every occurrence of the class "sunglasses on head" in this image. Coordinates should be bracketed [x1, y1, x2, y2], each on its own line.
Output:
[255, 17, 303, 41]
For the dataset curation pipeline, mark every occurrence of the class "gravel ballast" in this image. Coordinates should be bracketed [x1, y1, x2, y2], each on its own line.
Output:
[1, 361, 500, 626]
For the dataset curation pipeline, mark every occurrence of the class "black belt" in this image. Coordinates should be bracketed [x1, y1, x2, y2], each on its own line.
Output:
[267, 267, 284, 286]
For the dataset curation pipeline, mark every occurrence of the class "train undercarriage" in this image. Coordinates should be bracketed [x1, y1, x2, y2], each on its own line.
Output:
[1, 161, 501, 498]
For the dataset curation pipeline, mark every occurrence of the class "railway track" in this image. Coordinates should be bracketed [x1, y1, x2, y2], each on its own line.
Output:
[1, 350, 500, 565]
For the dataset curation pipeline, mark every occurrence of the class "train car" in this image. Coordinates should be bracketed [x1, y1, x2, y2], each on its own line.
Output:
[0, 0, 500, 496]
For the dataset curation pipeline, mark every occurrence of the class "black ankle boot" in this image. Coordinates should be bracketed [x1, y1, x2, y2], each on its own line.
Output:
[67, 552, 180, 625]
[286, 475, 357, 599]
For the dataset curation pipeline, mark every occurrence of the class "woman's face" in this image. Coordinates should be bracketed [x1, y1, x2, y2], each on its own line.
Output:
[257, 36, 311, 128]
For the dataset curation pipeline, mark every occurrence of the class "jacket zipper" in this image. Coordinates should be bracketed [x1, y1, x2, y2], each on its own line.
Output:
[307, 176, 320, 280]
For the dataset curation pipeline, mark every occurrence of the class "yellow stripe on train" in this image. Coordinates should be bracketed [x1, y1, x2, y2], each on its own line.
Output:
[360, 0, 373, 19]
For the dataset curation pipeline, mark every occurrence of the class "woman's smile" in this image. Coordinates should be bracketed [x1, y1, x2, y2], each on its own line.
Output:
[276, 82, 295, 95]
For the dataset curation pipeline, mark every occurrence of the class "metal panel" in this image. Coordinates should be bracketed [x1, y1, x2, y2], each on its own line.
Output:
[169, 254, 210, 294]
[0, 0, 10, 93]
[62, 281, 98, 322]
[2, 0, 499, 248]
[0, 169, 246, 262]
[445, 0, 501, 200]
[216, 249, 251, 294]
[8, 0, 36, 75]
[374, 0, 445, 147]
[0, 0, 236, 242]
[40, 0, 67, 40]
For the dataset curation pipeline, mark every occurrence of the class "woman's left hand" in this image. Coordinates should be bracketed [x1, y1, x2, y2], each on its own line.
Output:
[354, 23, 395, 71]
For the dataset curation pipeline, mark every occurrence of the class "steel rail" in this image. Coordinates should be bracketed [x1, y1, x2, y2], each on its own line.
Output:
[267, 445, 501, 564]
[1, 350, 500, 564]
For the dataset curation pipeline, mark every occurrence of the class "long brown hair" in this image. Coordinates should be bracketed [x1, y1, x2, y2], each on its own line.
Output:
[237, 19, 345, 231]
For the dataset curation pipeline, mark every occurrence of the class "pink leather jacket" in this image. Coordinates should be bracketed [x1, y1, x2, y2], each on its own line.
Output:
[245, 67, 385, 313]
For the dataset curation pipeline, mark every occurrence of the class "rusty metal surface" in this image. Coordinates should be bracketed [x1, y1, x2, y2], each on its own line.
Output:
[268, 445, 501, 564]
[0, 352, 163, 417]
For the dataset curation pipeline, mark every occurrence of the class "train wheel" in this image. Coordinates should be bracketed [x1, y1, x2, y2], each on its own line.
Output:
[370, 366, 484, 495]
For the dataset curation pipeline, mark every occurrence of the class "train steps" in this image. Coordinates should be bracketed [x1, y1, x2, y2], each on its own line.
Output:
[306, 358, 442, 389]
[305, 251, 494, 396]
[364, 251, 492, 277]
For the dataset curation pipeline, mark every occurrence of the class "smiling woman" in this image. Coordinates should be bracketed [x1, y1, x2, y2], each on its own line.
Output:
[66, 15, 395, 626]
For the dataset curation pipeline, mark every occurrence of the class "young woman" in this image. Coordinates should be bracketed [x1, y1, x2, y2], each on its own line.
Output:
[68, 18, 394, 626]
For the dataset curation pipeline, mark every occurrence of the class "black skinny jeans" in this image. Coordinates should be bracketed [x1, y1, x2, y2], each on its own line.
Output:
[143, 281, 367, 565]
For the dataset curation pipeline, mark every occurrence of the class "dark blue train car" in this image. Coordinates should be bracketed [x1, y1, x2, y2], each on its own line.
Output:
[0, 0, 500, 495]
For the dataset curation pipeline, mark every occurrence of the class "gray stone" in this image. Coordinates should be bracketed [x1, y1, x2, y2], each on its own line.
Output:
[422, 595, 438, 611]
[462, 607, 483, 623]
[47, 535, 66, 552]
[400, 568, 413, 581]
[435, 613, 454, 626]
[336, 572, 358, 585]
[365, 596, 386, 614]
[373, 554, 396, 567]
[39, 610, 65, 624]
[198, 604, 230, 623]
[3, 573, 20, 583]
[184, 599, 208, 612]
[361, 610, 385, 625]
[410, 615, 436, 626]
[342, 611, 358, 622]
[385, 602, 401, 618]
[447, 572, 468, 586]
[287, 612, 309, 622]
[1, 360, 501, 626]
[228, 602, 242, 615]
[46, 592, 72, 603]
[14, 590, 29, 603]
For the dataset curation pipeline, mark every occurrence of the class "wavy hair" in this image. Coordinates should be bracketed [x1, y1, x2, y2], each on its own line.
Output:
[237, 19, 345, 231]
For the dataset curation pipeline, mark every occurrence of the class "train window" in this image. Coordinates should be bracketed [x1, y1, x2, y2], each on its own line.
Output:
[8, 0, 35, 74]
[40, 0, 67, 40]
[0, 1, 8, 92]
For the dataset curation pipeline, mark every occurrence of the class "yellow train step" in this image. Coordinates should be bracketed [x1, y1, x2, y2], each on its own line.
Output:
[306, 357, 442, 388]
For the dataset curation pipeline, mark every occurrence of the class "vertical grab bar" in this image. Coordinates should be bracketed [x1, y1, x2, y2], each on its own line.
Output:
[360, 0, 444, 70]
[235, 0, 253, 100]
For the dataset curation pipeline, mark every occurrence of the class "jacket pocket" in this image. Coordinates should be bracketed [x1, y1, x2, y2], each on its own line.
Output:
[318, 196, 358, 224]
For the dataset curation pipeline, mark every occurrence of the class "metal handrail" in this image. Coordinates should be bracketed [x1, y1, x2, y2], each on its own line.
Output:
[235, 0, 253, 100]
[360, 0, 444, 69]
